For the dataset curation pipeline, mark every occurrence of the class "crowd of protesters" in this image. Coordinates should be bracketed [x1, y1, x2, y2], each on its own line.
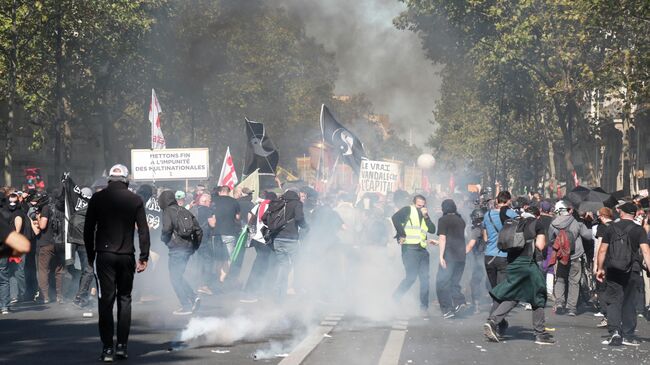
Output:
[1, 168, 650, 354]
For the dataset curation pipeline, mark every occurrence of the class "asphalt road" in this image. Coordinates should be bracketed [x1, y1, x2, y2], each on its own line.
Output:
[2, 292, 650, 365]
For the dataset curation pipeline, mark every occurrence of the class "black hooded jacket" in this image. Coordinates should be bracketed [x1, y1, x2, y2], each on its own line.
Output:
[84, 181, 150, 262]
[275, 190, 307, 240]
[159, 190, 202, 250]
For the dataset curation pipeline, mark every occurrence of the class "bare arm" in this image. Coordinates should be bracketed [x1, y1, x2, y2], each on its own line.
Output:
[482, 229, 487, 242]
[38, 216, 48, 230]
[439, 234, 447, 268]
[596, 242, 609, 282]
[14, 216, 23, 234]
[534, 234, 546, 251]
[466, 239, 476, 254]
[641, 244, 650, 273]
[2, 231, 31, 257]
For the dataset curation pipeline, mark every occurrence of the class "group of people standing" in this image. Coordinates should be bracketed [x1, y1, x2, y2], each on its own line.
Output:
[390, 190, 650, 347]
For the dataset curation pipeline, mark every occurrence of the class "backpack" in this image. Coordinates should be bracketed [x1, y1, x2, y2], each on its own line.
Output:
[261, 198, 291, 241]
[48, 202, 65, 244]
[174, 206, 202, 244]
[497, 217, 535, 253]
[605, 224, 636, 273]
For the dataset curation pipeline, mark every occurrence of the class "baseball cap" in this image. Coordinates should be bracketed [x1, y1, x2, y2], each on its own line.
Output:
[175, 190, 185, 199]
[618, 202, 638, 215]
[108, 164, 129, 179]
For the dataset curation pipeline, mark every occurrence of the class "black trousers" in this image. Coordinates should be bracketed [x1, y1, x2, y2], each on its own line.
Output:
[436, 260, 466, 312]
[605, 270, 642, 336]
[96, 252, 135, 347]
[485, 256, 508, 313]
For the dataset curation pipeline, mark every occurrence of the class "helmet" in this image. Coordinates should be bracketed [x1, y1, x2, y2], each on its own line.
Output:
[554, 200, 571, 215]
[470, 208, 486, 224]
[108, 164, 129, 182]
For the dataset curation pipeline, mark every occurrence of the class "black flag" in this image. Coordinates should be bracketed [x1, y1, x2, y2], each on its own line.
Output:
[61, 173, 90, 245]
[244, 118, 279, 176]
[320, 104, 367, 174]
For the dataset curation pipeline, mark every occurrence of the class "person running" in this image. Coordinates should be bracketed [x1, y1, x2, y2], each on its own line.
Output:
[436, 199, 467, 318]
[483, 206, 555, 345]
[391, 195, 436, 316]
[84, 164, 150, 362]
[596, 202, 650, 346]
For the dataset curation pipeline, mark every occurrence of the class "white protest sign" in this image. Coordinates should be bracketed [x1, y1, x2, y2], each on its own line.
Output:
[359, 160, 400, 194]
[131, 148, 209, 181]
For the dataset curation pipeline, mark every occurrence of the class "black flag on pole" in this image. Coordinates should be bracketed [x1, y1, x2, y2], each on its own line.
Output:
[320, 104, 367, 174]
[244, 118, 279, 176]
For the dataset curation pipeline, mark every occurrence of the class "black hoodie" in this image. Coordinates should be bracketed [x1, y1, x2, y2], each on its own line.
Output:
[160, 190, 201, 250]
[84, 181, 150, 262]
[275, 190, 307, 240]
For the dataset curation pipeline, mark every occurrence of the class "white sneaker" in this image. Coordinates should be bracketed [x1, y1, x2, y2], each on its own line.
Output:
[173, 307, 192, 316]
[524, 303, 532, 311]
[594, 312, 604, 317]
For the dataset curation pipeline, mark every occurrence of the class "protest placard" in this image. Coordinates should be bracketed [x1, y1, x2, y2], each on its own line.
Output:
[358, 160, 400, 194]
[131, 148, 209, 181]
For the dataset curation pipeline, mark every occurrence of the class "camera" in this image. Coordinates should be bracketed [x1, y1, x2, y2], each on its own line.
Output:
[27, 206, 40, 221]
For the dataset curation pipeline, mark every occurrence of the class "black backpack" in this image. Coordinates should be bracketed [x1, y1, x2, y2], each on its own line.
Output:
[261, 198, 292, 241]
[174, 206, 202, 243]
[497, 217, 536, 253]
[605, 224, 636, 273]
[48, 202, 65, 244]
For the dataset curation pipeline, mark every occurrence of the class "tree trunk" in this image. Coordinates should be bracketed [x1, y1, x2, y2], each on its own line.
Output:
[621, 114, 632, 196]
[52, 2, 65, 181]
[3, 0, 19, 187]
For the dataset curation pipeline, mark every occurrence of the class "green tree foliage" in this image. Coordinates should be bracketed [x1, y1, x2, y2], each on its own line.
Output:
[398, 0, 649, 194]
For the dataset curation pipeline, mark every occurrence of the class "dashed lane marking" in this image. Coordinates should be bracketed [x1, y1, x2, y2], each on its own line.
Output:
[378, 318, 408, 365]
[278, 313, 342, 365]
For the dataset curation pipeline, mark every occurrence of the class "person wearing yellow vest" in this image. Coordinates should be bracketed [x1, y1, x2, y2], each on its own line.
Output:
[391, 195, 437, 316]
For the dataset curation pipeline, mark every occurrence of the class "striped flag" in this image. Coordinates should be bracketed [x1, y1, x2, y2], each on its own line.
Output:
[218, 147, 238, 189]
[149, 89, 166, 149]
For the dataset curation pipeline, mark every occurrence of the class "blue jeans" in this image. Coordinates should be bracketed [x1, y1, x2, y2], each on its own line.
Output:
[168, 249, 195, 308]
[70, 244, 94, 300]
[273, 238, 299, 301]
[393, 245, 430, 309]
[0, 257, 9, 309]
[197, 236, 218, 286]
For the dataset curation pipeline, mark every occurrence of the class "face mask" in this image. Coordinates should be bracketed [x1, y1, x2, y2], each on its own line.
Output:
[8, 202, 17, 211]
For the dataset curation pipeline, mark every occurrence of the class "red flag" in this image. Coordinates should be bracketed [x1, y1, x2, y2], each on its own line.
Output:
[449, 174, 455, 193]
[149, 89, 166, 149]
[218, 147, 238, 190]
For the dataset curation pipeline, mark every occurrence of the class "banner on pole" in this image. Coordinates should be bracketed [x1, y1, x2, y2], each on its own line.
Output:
[131, 148, 209, 181]
[358, 160, 400, 195]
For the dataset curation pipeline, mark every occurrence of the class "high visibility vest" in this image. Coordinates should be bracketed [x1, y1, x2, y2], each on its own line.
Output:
[403, 206, 428, 248]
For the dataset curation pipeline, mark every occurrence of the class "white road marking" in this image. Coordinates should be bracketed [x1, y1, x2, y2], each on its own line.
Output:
[378, 319, 408, 365]
[278, 313, 342, 365]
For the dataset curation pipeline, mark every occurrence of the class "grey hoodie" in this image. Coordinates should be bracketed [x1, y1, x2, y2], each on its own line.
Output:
[548, 215, 592, 260]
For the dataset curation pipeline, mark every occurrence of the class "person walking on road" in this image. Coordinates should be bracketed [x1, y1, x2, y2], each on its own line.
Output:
[391, 195, 436, 316]
[596, 202, 650, 346]
[84, 164, 150, 362]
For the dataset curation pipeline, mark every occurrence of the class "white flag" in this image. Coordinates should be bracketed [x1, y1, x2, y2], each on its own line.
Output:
[218, 147, 238, 190]
[149, 89, 166, 149]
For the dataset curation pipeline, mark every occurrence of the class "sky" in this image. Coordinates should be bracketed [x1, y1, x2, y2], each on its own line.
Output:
[278, 0, 442, 147]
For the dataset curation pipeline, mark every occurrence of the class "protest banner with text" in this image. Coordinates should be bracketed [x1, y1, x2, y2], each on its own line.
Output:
[359, 160, 400, 195]
[131, 148, 209, 181]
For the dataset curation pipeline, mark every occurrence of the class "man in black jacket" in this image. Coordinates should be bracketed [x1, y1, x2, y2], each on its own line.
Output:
[84, 164, 150, 362]
[265, 190, 306, 302]
[159, 190, 202, 315]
